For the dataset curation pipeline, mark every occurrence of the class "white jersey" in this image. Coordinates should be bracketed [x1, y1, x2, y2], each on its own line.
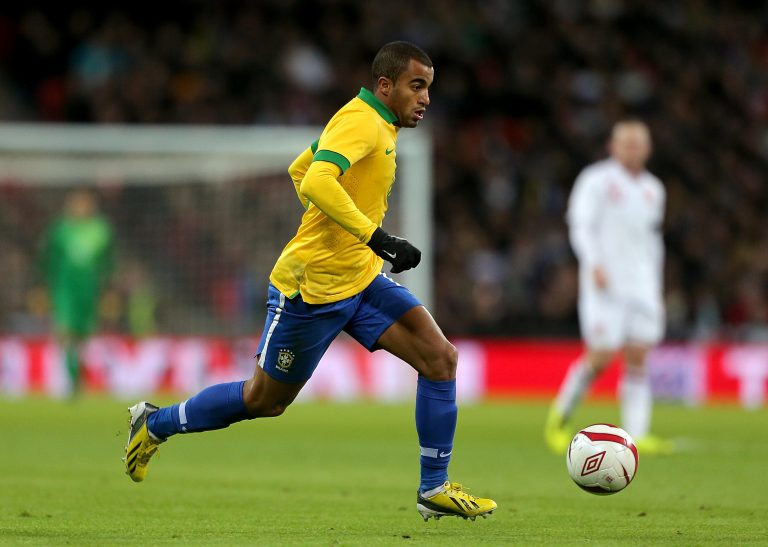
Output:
[567, 158, 665, 302]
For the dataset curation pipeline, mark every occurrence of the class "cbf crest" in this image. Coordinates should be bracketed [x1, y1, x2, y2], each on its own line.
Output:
[276, 349, 295, 372]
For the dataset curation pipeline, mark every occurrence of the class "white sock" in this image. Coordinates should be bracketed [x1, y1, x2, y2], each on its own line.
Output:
[554, 358, 597, 422]
[619, 372, 652, 439]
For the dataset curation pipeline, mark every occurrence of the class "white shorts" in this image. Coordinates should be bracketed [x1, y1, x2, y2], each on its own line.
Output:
[578, 290, 665, 350]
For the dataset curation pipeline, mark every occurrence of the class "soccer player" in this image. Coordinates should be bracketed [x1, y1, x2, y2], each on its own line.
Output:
[124, 41, 497, 521]
[40, 189, 114, 394]
[544, 121, 672, 455]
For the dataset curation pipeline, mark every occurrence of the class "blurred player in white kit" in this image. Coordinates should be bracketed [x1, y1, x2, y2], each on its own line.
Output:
[545, 120, 673, 455]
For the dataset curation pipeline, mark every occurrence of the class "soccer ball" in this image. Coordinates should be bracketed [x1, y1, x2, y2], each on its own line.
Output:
[566, 424, 638, 495]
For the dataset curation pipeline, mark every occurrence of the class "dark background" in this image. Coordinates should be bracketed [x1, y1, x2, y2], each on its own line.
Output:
[1, 1, 767, 340]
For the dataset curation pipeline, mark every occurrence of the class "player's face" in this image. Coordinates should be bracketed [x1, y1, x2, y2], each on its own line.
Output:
[389, 60, 434, 128]
[610, 125, 652, 173]
[66, 192, 96, 218]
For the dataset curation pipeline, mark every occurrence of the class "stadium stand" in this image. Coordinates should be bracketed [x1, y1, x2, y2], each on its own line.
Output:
[0, 1, 767, 339]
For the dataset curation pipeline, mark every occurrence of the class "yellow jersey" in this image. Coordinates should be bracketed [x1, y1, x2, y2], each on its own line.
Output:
[269, 88, 400, 304]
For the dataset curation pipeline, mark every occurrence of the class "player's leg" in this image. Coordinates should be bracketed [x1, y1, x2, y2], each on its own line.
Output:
[52, 287, 91, 396]
[374, 306, 458, 489]
[147, 284, 340, 435]
[375, 306, 496, 520]
[125, 367, 306, 482]
[620, 343, 652, 440]
[146, 363, 306, 434]
[65, 292, 98, 394]
[60, 334, 82, 392]
[125, 284, 349, 482]
[621, 301, 672, 454]
[552, 349, 614, 425]
[345, 275, 455, 492]
[345, 274, 496, 520]
[546, 291, 624, 452]
[545, 349, 614, 453]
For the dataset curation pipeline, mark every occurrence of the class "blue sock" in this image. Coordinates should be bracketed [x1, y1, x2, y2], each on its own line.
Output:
[147, 381, 251, 440]
[415, 376, 457, 493]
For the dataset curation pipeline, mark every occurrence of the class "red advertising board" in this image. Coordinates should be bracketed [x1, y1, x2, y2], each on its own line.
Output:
[0, 337, 765, 407]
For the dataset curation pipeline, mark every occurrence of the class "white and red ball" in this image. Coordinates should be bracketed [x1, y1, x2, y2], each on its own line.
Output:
[566, 424, 639, 495]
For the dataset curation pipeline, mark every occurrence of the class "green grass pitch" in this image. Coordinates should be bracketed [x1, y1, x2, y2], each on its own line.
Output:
[1, 396, 766, 545]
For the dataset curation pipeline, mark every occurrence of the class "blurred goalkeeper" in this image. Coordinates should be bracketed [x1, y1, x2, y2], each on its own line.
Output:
[40, 189, 114, 394]
[545, 121, 673, 455]
[124, 41, 496, 521]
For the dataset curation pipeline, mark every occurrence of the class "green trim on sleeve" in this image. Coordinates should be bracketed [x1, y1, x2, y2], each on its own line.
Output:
[310, 139, 319, 154]
[313, 149, 351, 174]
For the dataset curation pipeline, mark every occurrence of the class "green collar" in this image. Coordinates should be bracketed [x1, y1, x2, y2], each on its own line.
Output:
[357, 87, 398, 124]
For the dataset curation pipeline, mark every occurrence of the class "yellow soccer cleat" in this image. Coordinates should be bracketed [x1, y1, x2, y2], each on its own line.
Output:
[416, 481, 497, 521]
[123, 401, 163, 482]
[544, 406, 572, 455]
[635, 434, 675, 456]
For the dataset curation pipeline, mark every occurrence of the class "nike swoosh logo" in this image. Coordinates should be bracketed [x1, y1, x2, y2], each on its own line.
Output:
[382, 250, 397, 259]
[439, 451, 452, 457]
[385, 148, 394, 155]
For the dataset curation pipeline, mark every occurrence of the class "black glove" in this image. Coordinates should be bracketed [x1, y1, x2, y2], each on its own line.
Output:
[367, 227, 421, 274]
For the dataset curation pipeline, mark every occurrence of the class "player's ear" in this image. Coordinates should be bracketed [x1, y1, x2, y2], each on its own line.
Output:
[377, 76, 393, 97]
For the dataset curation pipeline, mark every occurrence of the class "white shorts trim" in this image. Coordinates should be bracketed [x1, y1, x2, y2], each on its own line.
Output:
[258, 292, 285, 368]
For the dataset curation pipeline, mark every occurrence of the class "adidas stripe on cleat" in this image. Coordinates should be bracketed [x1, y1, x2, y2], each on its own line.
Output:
[416, 481, 497, 521]
[123, 401, 163, 482]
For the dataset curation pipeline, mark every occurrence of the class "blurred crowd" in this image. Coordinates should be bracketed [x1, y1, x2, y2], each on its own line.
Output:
[2, 1, 768, 339]
[0, 179, 295, 336]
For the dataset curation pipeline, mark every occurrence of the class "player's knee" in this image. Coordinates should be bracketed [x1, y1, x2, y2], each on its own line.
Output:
[624, 345, 648, 369]
[244, 397, 290, 418]
[587, 350, 613, 373]
[623, 357, 647, 378]
[421, 341, 458, 382]
[261, 402, 288, 418]
[242, 386, 291, 418]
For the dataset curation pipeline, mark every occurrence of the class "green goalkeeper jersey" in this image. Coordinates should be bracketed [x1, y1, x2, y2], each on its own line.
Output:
[41, 215, 114, 302]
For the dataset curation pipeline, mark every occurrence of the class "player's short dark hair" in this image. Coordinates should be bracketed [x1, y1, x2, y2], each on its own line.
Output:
[372, 41, 432, 87]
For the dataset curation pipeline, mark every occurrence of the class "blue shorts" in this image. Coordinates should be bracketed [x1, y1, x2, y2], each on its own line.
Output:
[256, 273, 421, 383]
